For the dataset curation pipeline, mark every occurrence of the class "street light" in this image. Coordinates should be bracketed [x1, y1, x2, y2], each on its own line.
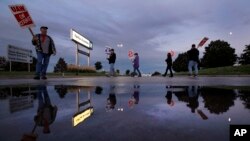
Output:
[117, 43, 123, 48]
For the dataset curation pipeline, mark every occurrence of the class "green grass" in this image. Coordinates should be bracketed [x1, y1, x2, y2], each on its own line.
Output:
[176, 65, 250, 75]
[1, 65, 250, 78]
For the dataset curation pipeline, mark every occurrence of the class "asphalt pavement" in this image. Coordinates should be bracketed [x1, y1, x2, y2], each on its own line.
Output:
[0, 76, 250, 86]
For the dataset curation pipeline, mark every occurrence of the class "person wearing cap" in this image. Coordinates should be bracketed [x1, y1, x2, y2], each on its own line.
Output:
[132, 53, 141, 77]
[32, 26, 56, 80]
[107, 48, 116, 77]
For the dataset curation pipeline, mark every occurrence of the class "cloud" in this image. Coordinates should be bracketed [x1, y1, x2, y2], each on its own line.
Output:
[1, 0, 250, 73]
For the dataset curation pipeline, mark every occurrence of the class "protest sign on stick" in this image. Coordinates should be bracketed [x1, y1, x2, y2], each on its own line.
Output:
[9, 4, 35, 37]
[197, 37, 209, 48]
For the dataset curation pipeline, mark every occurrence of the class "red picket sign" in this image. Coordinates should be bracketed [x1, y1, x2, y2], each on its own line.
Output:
[197, 37, 209, 48]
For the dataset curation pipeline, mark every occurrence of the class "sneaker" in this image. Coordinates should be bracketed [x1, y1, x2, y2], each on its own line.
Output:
[41, 76, 47, 80]
[162, 74, 166, 77]
[33, 76, 40, 80]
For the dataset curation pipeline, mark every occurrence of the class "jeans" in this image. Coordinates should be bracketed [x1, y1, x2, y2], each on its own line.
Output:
[163, 65, 173, 77]
[133, 67, 141, 77]
[38, 85, 51, 109]
[36, 51, 50, 77]
[188, 86, 198, 97]
[109, 63, 115, 76]
[188, 60, 198, 75]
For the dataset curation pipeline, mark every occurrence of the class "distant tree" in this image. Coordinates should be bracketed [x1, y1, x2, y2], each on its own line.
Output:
[201, 87, 236, 114]
[151, 71, 161, 76]
[239, 44, 250, 65]
[238, 90, 250, 110]
[173, 52, 188, 72]
[94, 61, 102, 70]
[54, 85, 68, 98]
[116, 69, 120, 75]
[125, 69, 130, 76]
[54, 58, 67, 73]
[201, 40, 237, 68]
[95, 86, 103, 95]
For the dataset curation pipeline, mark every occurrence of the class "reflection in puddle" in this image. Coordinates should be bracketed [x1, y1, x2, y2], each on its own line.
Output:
[71, 86, 94, 127]
[0, 85, 250, 141]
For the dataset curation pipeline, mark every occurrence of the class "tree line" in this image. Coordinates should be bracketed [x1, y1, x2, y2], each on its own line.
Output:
[1, 40, 250, 73]
[173, 40, 250, 72]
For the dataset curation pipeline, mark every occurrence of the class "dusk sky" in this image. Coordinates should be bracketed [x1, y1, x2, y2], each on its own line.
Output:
[1, 0, 250, 74]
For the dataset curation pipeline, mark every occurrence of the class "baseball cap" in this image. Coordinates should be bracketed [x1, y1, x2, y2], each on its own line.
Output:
[40, 26, 48, 30]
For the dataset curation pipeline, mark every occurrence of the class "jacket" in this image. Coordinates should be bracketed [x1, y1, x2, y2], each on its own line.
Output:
[133, 55, 139, 68]
[165, 57, 172, 66]
[187, 48, 199, 62]
[108, 52, 116, 64]
[32, 34, 56, 55]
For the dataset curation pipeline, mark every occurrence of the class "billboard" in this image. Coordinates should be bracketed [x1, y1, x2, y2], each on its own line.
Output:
[8, 45, 33, 63]
[70, 29, 93, 50]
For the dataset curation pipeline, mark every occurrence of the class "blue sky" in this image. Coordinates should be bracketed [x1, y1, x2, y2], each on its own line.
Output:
[1, 0, 250, 74]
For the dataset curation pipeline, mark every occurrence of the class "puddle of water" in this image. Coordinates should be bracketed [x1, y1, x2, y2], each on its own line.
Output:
[0, 85, 250, 141]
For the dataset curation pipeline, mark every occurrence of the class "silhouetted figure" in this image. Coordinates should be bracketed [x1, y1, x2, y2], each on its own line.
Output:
[165, 86, 174, 106]
[107, 49, 116, 77]
[163, 53, 173, 77]
[132, 53, 142, 77]
[21, 85, 57, 141]
[187, 86, 199, 113]
[133, 85, 140, 104]
[128, 85, 140, 108]
[106, 86, 116, 111]
[187, 44, 199, 77]
[34, 85, 57, 134]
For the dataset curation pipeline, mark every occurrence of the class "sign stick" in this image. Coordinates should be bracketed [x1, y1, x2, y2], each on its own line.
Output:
[197, 37, 209, 48]
[28, 27, 35, 37]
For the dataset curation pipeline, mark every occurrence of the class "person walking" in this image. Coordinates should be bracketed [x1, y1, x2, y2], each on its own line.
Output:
[107, 48, 116, 77]
[32, 26, 56, 80]
[187, 44, 199, 77]
[162, 53, 173, 77]
[132, 53, 142, 77]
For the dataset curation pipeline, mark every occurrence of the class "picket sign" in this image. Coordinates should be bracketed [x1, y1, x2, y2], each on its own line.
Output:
[9, 4, 35, 37]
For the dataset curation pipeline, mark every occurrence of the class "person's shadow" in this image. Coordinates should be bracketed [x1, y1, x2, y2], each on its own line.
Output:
[21, 85, 57, 141]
